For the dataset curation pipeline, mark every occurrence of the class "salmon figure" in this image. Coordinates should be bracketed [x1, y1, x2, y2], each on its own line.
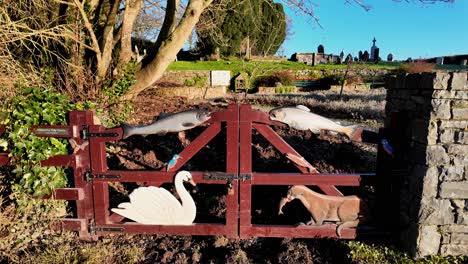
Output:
[121, 109, 211, 139]
[269, 105, 360, 138]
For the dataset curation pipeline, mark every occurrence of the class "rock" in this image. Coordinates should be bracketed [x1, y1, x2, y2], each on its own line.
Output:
[457, 212, 468, 225]
[419, 197, 454, 224]
[439, 181, 468, 199]
[439, 129, 455, 143]
[441, 245, 468, 256]
[453, 154, 468, 167]
[456, 131, 467, 144]
[431, 99, 451, 119]
[426, 146, 450, 165]
[450, 233, 468, 244]
[432, 90, 468, 100]
[450, 72, 467, 90]
[447, 145, 468, 155]
[441, 225, 468, 233]
[439, 120, 468, 129]
[421, 72, 450, 90]
[439, 166, 465, 182]
[417, 225, 441, 257]
[452, 108, 468, 120]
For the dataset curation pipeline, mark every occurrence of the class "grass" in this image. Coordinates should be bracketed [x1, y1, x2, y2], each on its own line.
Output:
[242, 87, 387, 127]
[168, 60, 400, 76]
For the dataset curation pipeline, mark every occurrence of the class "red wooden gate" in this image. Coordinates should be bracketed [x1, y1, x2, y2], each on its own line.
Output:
[23, 104, 377, 240]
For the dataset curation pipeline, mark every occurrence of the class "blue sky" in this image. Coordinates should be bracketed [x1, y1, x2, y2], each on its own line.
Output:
[281, 1, 468, 60]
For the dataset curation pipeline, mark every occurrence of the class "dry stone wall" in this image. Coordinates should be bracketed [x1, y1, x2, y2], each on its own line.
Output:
[153, 70, 226, 99]
[384, 71, 468, 257]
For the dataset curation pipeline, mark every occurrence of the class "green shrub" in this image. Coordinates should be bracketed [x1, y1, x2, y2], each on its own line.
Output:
[1, 87, 72, 199]
[397, 61, 435, 74]
[275, 86, 297, 94]
[253, 70, 294, 88]
[348, 241, 467, 264]
[99, 62, 136, 127]
[183, 75, 208, 88]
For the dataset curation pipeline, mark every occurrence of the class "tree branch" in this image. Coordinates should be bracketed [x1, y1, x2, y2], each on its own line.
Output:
[153, 0, 180, 53]
[71, 0, 101, 56]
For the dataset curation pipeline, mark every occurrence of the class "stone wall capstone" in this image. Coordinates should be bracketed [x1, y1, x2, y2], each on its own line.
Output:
[384, 71, 468, 257]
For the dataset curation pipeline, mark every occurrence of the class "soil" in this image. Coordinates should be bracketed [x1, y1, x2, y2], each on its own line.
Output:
[104, 89, 382, 263]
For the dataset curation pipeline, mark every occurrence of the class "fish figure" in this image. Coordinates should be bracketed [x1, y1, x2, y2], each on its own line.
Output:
[121, 109, 211, 139]
[269, 105, 360, 138]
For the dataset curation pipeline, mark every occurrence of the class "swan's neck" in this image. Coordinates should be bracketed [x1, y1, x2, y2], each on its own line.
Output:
[175, 177, 196, 210]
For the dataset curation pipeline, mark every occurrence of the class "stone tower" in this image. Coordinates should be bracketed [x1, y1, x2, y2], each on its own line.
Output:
[370, 37, 378, 60]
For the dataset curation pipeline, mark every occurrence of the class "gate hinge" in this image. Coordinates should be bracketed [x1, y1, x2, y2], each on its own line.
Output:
[84, 170, 121, 182]
[81, 125, 119, 140]
[89, 223, 124, 235]
[203, 173, 251, 181]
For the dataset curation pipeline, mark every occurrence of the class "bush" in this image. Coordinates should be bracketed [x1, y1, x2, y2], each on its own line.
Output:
[253, 70, 294, 88]
[1, 87, 72, 199]
[183, 75, 208, 87]
[275, 86, 297, 94]
[398, 61, 435, 73]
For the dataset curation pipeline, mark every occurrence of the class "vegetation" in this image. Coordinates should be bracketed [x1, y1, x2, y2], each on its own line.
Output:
[1, 87, 72, 198]
[398, 61, 436, 73]
[348, 241, 467, 264]
[168, 60, 400, 74]
[197, 0, 286, 57]
[183, 75, 208, 87]
[275, 86, 298, 93]
[253, 70, 295, 87]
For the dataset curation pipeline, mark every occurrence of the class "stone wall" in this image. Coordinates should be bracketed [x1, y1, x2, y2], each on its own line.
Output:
[153, 70, 227, 99]
[384, 71, 468, 257]
[157, 70, 211, 87]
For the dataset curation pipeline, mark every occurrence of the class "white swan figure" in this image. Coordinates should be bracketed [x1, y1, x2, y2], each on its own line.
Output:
[111, 171, 197, 225]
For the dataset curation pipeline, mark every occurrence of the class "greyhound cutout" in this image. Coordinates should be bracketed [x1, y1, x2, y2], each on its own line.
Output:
[278, 185, 366, 237]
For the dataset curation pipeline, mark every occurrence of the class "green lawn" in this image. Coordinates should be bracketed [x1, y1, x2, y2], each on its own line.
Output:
[168, 60, 400, 76]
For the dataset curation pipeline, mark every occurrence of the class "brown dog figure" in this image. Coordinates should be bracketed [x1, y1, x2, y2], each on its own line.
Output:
[278, 185, 364, 237]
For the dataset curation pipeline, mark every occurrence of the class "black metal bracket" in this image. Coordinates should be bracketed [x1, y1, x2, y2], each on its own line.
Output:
[81, 125, 119, 140]
[203, 173, 252, 181]
[84, 170, 121, 182]
[89, 223, 124, 235]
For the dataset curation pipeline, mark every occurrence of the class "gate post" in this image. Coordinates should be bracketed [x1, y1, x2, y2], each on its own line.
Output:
[384, 71, 468, 257]
[68, 111, 96, 240]
[225, 104, 240, 237]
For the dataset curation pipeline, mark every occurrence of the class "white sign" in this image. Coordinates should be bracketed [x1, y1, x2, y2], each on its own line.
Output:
[211, 71, 231, 86]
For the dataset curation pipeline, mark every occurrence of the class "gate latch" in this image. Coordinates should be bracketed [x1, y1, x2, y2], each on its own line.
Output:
[203, 173, 251, 195]
[84, 170, 121, 182]
[203, 173, 251, 181]
[89, 223, 124, 235]
[81, 125, 119, 140]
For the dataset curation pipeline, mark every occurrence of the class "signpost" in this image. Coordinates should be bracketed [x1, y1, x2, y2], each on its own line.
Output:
[210, 71, 231, 86]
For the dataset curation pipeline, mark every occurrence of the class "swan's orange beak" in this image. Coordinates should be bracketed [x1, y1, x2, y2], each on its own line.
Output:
[188, 179, 198, 193]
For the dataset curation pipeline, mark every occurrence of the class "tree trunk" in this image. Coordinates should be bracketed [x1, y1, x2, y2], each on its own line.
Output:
[124, 0, 212, 99]
[119, 0, 143, 65]
[98, 0, 121, 78]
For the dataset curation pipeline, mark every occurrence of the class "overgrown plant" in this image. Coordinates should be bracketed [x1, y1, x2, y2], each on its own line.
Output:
[1, 87, 72, 199]
[398, 61, 436, 73]
[348, 241, 467, 264]
[97, 63, 137, 127]
[183, 74, 208, 87]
